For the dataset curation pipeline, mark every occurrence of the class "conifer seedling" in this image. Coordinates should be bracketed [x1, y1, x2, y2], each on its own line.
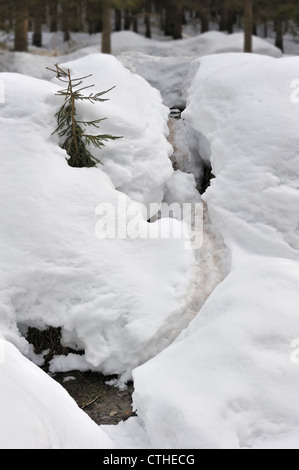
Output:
[47, 63, 122, 168]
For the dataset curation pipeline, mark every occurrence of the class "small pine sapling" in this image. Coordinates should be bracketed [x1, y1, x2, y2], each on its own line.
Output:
[47, 63, 122, 168]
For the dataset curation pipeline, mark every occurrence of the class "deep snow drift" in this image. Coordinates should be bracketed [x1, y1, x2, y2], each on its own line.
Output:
[1, 25, 299, 449]
[0, 53, 197, 448]
[0, 54, 197, 377]
[125, 53, 299, 449]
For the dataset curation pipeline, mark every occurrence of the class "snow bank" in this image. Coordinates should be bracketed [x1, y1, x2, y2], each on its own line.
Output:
[113, 31, 282, 58]
[0, 339, 112, 449]
[1, 31, 282, 110]
[58, 53, 173, 208]
[117, 32, 282, 108]
[184, 53, 299, 255]
[118, 52, 191, 109]
[129, 54, 299, 448]
[0, 54, 194, 389]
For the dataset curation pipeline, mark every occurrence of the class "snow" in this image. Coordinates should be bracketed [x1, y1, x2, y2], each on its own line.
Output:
[112, 31, 282, 58]
[57, 53, 173, 208]
[0, 54, 196, 377]
[0, 52, 195, 447]
[118, 52, 192, 109]
[1, 22, 299, 449]
[115, 31, 282, 108]
[113, 31, 281, 108]
[1, 31, 282, 109]
[126, 53, 299, 449]
[0, 338, 113, 449]
[183, 53, 299, 255]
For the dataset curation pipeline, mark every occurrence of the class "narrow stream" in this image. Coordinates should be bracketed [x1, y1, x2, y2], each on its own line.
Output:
[28, 111, 229, 427]
[167, 114, 229, 320]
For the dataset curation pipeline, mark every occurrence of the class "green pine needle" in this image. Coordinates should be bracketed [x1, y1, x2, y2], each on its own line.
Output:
[47, 64, 122, 168]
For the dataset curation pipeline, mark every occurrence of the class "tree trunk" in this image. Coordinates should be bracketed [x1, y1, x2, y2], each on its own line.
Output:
[69, 1, 80, 32]
[144, 0, 152, 38]
[263, 22, 268, 38]
[200, 9, 209, 33]
[102, 0, 111, 54]
[49, 0, 58, 32]
[275, 19, 284, 52]
[86, 0, 95, 34]
[284, 20, 289, 34]
[227, 11, 234, 34]
[77, 0, 84, 32]
[219, 6, 228, 31]
[164, 1, 174, 36]
[33, 0, 42, 47]
[244, 0, 253, 53]
[14, 0, 28, 52]
[253, 21, 257, 36]
[94, 0, 103, 33]
[132, 10, 138, 33]
[61, 0, 70, 42]
[124, 9, 131, 30]
[0, 4, 4, 31]
[114, 8, 122, 31]
[172, 1, 183, 40]
[164, 0, 182, 39]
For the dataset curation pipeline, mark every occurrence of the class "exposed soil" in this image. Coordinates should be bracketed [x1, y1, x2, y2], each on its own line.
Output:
[25, 326, 136, 426]
[53, 370, 136, 425]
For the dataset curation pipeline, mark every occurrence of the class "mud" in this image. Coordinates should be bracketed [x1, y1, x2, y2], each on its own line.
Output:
[53, 370, 136, 425]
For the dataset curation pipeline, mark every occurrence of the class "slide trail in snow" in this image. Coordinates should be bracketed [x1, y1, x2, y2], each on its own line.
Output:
[167, 116, 229, 324]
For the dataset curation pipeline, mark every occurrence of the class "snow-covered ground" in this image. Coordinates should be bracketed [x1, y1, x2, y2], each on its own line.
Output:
[0, 52, 198, 380]
[0, 31, 201, 448]
[126, 53, 299, 449]
[0, 339, 113, 449]
[1, 24, 299, 449]
[1, 30, 283, 109]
